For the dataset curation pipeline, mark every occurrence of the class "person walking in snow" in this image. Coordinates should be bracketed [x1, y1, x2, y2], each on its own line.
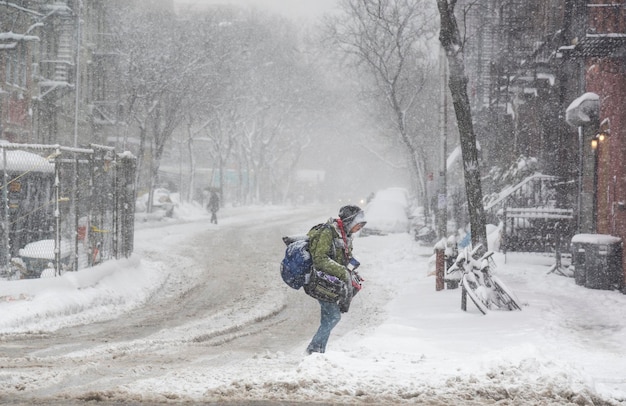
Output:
[208, 189, 220, 224]
[305, 205, 366, 355]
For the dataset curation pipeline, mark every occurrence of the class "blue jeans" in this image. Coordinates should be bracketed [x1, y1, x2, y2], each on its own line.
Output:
[306, 300, 341, 354]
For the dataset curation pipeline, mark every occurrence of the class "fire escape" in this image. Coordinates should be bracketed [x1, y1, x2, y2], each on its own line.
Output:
[496, 0, 540, 143]
[36, 3, 75, 100]
[83, 2, 125, 147]
[465, 0, 578, 167]
[89, 31, 123, 127]
[462, 0, 539, 164]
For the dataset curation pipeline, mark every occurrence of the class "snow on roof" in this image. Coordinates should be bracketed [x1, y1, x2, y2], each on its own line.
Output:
[537, 73, 555, 86]
[523, 87, 538, 96]
[42, 3, 72, 13]
[446, 142, 481, 171]
[566, 92, 599, 111]
[38, 80, 71, 87]
[571, 233, 622, 245]
[587, 33, 626, 39]
[0, 149, 55, 173]
[446, 146, 461, 171]
[118, 150, 136, 159]
[565, 92, 599, 127]
[0, 32, 40, 42]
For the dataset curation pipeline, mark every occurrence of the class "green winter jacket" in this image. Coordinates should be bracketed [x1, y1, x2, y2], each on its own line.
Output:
[307, 219, 351, 283]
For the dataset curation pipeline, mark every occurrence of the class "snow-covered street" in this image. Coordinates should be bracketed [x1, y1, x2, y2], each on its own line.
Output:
[1, 204, 625, 405]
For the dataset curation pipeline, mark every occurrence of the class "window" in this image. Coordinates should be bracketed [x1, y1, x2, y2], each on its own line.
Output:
[4, 43, 28, 88]
[19, 44, 27, 87]
[5, 51, 12, 83]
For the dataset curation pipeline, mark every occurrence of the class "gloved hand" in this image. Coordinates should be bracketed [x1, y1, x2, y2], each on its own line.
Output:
[338, 282, 353, 313]
[350, 270, 363, 292]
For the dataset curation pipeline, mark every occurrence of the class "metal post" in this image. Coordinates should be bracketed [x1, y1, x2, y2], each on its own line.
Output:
[435, 246, 445, 291]
[54, 148, 61, 276]
[73, 1, 82, 147]
[112, 152, 119, 259]
[503, 207, 508, 263]
[2, 148, 9, 269]
[461, 284, 467, 311]
[577, 126, 583, 233]
[73, 155, 79, 272]
[592, 141, 598, 232]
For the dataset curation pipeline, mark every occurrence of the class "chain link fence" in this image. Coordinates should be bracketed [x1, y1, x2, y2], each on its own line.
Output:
[0, 143, 136, 279]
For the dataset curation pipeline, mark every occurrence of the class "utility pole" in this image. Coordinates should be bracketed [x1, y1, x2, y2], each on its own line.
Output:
[73, 0, 82, 147]
[437, 46, 448, 239]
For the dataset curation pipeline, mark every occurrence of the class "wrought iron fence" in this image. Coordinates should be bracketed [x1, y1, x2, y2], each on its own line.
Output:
[484, 173, 576, 254]
[0, 143, 136, 279]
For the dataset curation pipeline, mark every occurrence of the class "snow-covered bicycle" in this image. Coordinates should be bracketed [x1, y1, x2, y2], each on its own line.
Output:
[446, 244, 521, 314]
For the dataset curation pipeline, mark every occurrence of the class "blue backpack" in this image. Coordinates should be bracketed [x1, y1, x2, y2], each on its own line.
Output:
[280, 224, 327, 290]
[280, 238, 312, 289]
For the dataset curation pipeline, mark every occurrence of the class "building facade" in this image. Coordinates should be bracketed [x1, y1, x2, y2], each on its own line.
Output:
[569, 1, 626, 283]
[0, 1, 40, 143]
[460, 0, 626, 288]
[1, 0, 127, 147]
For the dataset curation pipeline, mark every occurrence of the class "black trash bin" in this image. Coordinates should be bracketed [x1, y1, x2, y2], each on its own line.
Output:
[570, 234, 623, 290]
[570, 240, 587, 286]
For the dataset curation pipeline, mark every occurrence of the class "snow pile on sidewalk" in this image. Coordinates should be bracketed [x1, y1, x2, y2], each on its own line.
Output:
[149, 233, 622, 405]
[1, 204, 625, 404]
[0, 256, 167, 334]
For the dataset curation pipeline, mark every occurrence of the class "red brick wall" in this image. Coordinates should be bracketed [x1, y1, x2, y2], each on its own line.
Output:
[588, 1, 626, 34]
[586, 57, 626, 287]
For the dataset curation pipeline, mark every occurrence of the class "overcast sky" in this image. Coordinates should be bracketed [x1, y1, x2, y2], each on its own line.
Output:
[174, 0, 339, 20]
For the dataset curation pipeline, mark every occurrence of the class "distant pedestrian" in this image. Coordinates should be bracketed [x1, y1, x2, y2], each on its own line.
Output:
[208, 189, 220, 224]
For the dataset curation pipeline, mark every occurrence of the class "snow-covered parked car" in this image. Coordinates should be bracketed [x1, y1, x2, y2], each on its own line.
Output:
[362, 187, 412, 236]
[17, 239, 72, 278]
[136, 188, 176, 217]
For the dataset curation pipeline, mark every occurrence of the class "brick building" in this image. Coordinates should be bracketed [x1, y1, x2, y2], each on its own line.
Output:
[0, 0, 129, 147]
[568, 1, 626, 285]
[459, 0, 626, 288]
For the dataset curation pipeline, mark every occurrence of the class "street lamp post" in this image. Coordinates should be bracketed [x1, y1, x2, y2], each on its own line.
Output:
[590, 128, 609, 233]
[577, 126, 583, 233]
[565, 92, 599, 234]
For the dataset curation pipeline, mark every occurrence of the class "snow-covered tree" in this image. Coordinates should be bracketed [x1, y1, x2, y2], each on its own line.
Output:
[324, 0, 439, 209]
[436, 0, 487, 249]
[114, 4, 211, 210]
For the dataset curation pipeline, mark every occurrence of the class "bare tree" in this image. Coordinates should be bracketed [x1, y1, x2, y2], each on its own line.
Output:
[115, 5, 209, 211]
[325, 0, 438, 208]
[163, 8, 319, 205]
[224, 12, 327, 204]
[436, 0, 487, 249]
[110, 4, 362, 206]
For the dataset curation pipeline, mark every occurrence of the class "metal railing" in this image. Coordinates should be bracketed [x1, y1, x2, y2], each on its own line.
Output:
[0, 142, 136, 279]
[483, 173, 575, 254]
[484, 173, 559, 218]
